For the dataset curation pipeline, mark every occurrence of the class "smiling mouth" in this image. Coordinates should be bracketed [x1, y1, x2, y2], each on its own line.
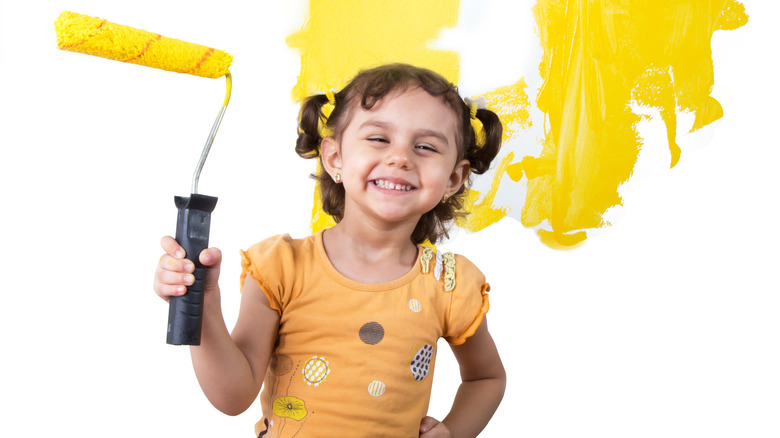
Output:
[373, 179, 415, 192]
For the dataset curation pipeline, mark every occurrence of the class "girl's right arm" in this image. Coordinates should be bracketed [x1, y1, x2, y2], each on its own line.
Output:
[154, 236, 280, 416]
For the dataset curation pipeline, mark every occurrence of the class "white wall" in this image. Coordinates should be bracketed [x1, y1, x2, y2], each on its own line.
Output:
[1, 1, 777, 436]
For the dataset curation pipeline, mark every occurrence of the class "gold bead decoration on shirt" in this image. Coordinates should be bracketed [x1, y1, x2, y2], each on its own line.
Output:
[442, 252, 456, 291]
[420, 246, 434, 274]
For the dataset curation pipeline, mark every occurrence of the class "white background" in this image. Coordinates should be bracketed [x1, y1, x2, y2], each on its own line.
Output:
[1, 1, 778, 436]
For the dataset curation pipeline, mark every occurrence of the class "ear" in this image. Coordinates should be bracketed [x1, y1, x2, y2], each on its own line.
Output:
[320, 136, 343, 179]
[445, 158, 470, 197]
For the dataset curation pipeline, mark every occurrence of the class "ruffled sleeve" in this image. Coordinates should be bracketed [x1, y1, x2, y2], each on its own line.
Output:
[442, 254, 490, 345]
[240, 234, 296, 316]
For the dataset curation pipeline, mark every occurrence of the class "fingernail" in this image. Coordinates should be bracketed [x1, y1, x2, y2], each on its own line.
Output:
[177, 286, 186, 294]
[176, 249, 185, 258]
[184, 274, 194, 285]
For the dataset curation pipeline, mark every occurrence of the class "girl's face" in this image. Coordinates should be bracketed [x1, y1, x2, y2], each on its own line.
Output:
[321, 88, 469, 228]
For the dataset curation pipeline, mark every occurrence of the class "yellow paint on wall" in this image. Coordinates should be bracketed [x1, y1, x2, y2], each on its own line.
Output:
[521, 0, 748, 248]
[289, 0, 748, 248]
[287, 0, 460, 101]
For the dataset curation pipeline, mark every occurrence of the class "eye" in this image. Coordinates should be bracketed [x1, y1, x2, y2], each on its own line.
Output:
[367, 136, 389, 143]
[415, 143, 437, 152]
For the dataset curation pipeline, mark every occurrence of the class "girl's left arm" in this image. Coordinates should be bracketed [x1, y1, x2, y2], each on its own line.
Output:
[421, 317, 506, 438]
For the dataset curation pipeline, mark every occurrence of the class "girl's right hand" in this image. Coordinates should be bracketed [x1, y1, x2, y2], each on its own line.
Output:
[153, 235, 222, 302]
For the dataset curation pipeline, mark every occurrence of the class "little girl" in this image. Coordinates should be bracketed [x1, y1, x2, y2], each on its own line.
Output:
[154, 63, 506, 437]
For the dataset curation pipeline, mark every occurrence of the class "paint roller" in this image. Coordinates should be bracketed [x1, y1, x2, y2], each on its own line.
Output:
[55, 11, 232, 345]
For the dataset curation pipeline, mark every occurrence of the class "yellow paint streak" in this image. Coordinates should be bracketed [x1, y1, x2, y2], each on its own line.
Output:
[312, 181, 337, 232]
[456, 152, 514, 232]
[287, 0, 460, 101]
[288, 0, 461, 234]
[523, 0, 748, 248]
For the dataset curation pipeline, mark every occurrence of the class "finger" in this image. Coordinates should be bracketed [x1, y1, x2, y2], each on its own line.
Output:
[157, 267, 195, 287]
[159, 253, 194, 274]
[154, 265, 194, 299]
[421, 423, 451, 438]
[199, 247, 222, 267]
[200, 247, 222, 295]
[419, 416, 439, 434]
[153, 265, 189, 300]
[160, 235, 185, 259]
[153, 282, 187, 301]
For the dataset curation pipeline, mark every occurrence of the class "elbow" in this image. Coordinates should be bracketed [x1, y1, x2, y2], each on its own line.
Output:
[484, 360, 507, 402]
[214, 401, 251, 417]
[209, 394, 254, 417]
[214, 406, 247, 417]
[491, 366, 507, 400]
[204, 373, 266, 417]
[221, 406, 249, 417]
[480, 357, 506, 386]
[497, 361, 507, 395]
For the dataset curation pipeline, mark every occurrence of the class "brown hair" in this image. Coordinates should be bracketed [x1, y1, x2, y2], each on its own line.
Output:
[295, 63, 503, 244]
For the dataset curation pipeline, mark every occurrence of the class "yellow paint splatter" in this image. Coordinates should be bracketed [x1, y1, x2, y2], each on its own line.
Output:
[520, 0, 749, 248]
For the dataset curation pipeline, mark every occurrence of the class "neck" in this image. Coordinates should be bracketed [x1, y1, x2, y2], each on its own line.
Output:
[321, 214, 421, 283]
[327, 219, 417, 261]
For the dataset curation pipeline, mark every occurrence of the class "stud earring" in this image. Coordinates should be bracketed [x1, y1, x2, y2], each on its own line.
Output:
[334, 173, 342, 184]
[442, 193, 449, 204]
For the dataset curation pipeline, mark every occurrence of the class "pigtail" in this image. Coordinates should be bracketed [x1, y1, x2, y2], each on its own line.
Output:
[295, 92, 346, 223]
[467, 108, 503, 175]
[295, 93, 330, 159]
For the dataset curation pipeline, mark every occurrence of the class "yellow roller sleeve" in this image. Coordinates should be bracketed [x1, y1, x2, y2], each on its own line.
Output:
[55, 11, 232, 79]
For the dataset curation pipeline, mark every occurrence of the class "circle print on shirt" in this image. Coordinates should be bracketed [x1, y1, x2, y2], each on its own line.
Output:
[409, 344, 434, 382]
[359, 321, 385, 345]
[368, 380, 387, 397]
[302, 356, 331, 387]
[408, 299, 422, 313]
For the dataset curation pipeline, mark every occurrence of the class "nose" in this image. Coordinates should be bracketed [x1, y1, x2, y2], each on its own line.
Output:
[385, 146, 413, 169]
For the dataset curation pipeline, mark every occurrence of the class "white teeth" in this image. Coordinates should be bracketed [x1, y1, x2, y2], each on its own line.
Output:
[374, 179, 412, 191]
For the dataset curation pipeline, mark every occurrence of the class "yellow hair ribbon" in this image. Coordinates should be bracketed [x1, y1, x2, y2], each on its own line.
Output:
[464, 97, 486, 144]
[464, 96, 485, 119]
[318, 90, 336, 138]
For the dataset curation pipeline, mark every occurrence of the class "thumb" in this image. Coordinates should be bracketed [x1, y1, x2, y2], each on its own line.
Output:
[199, 247, 222, 292]
[419, 416, 439, 434]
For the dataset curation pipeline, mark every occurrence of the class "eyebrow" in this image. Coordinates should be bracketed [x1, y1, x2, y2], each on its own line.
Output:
[358, 120, 450, 145]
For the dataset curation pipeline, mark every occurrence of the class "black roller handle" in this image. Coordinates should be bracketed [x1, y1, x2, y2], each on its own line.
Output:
[167, 193, 218, 345]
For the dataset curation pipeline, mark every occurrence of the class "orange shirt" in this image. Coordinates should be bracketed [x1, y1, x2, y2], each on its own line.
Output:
[240, 231, 490, 437]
